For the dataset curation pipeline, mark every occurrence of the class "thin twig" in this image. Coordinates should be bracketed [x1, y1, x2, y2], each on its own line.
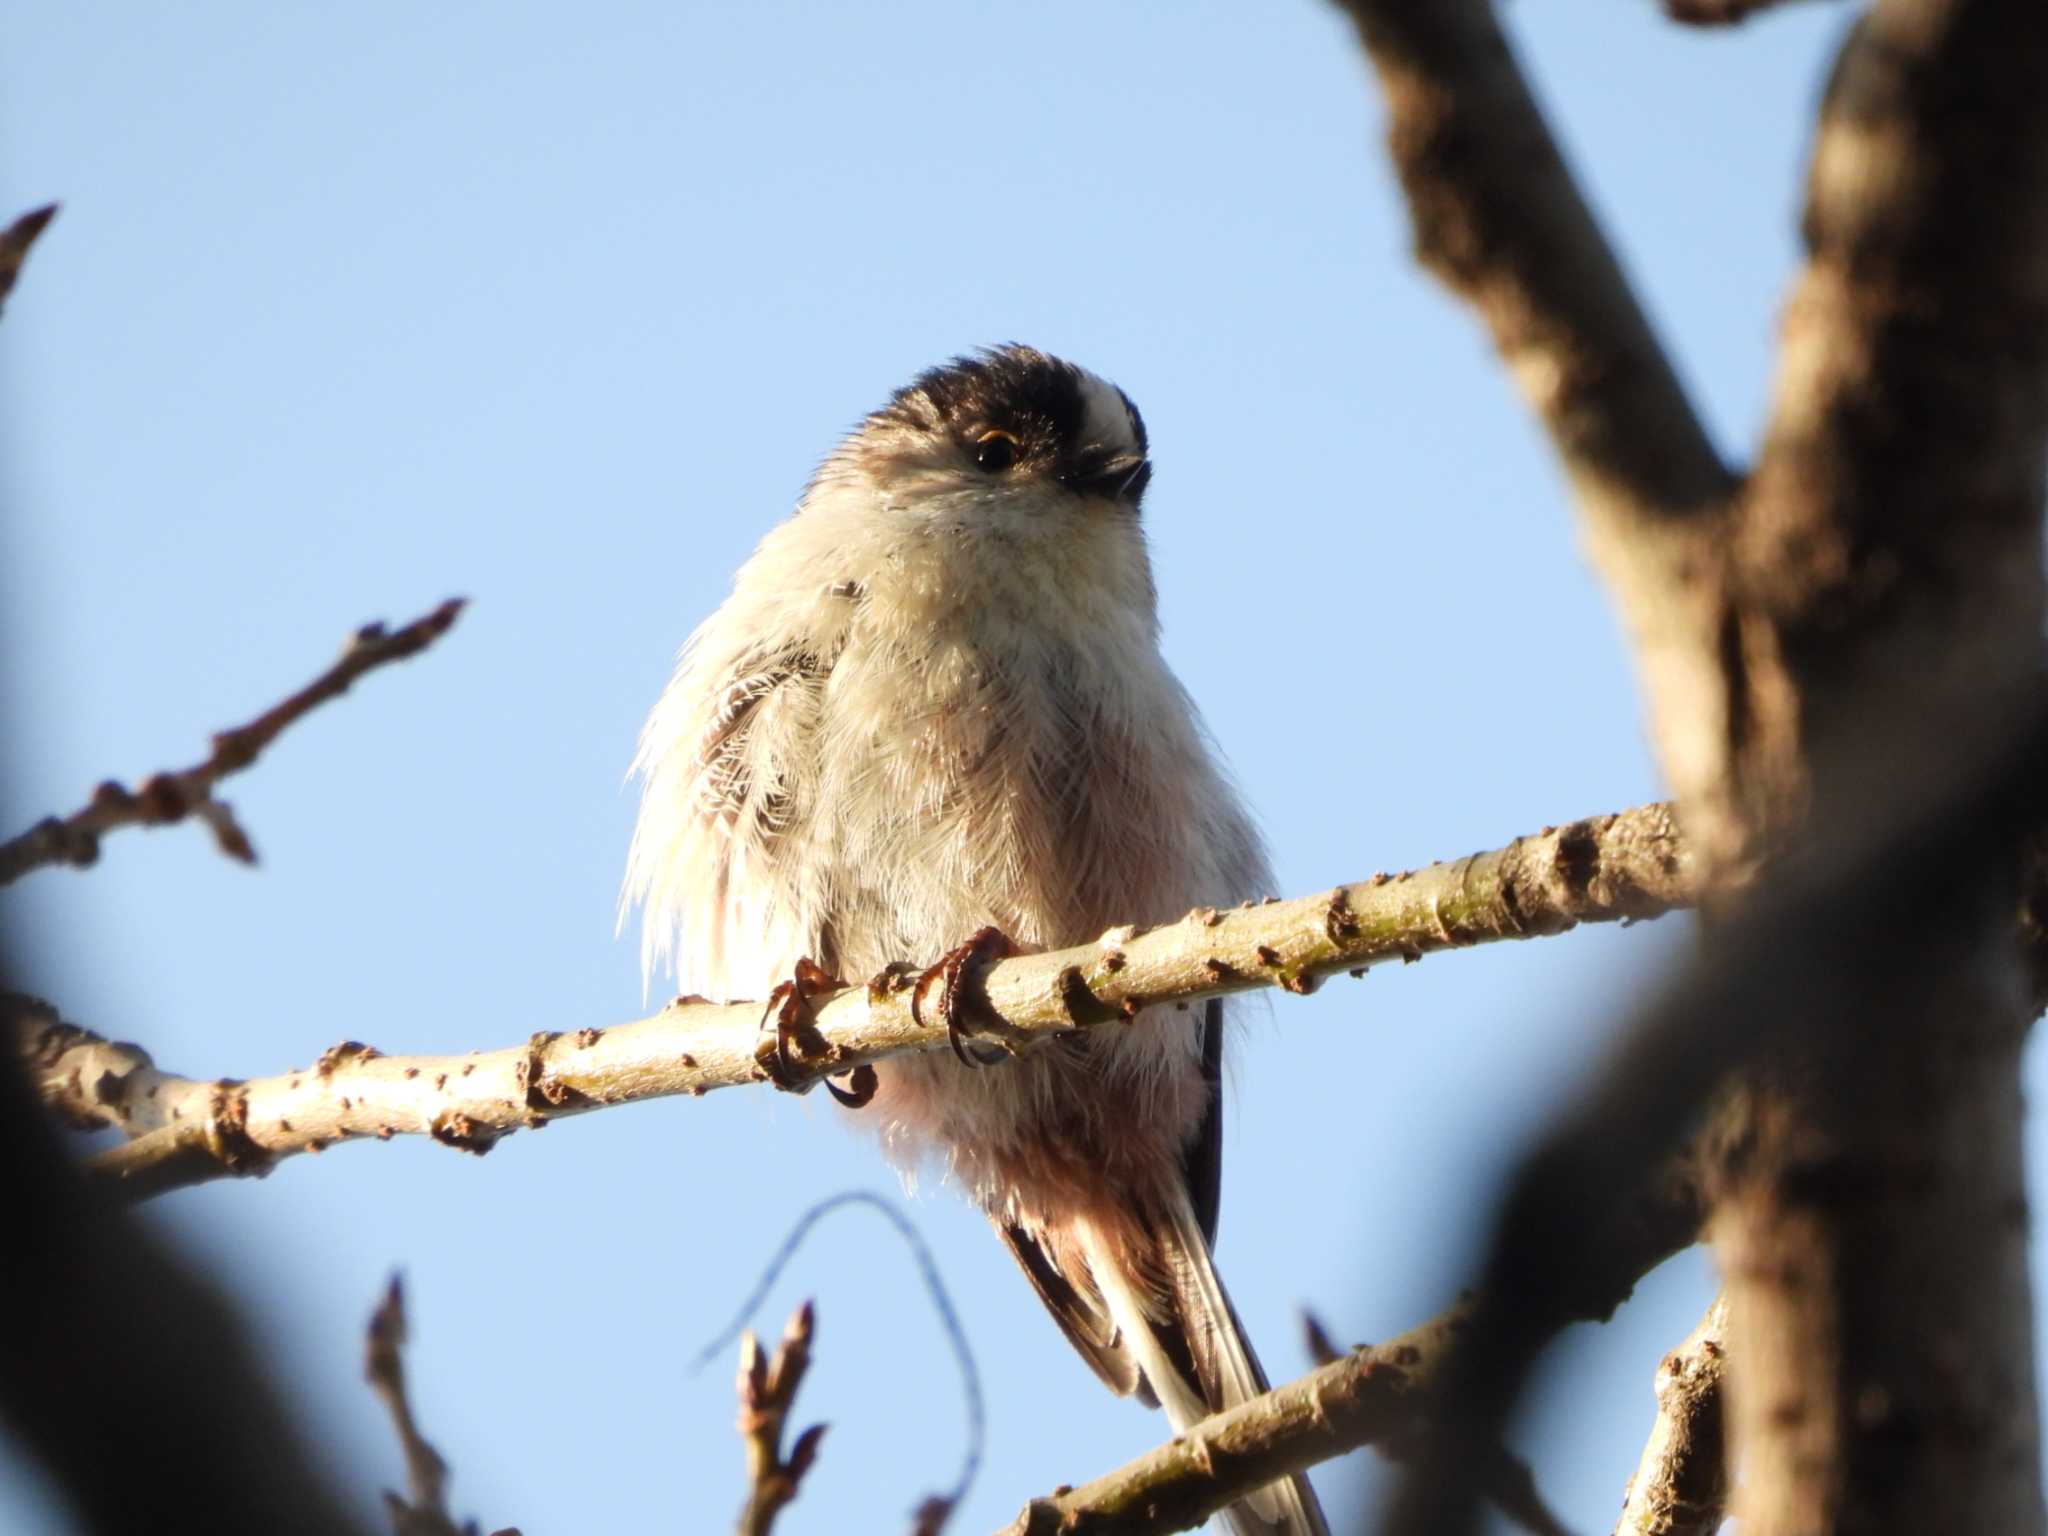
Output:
[365, 1276, 520, 1536]
[695, 1192, 985, 1533]
[1613, 1295, 1729, 1536]
[0, 597, 466, 886]
[734, 1302, 827, 1536]
[16, 805, 1697, 1198]
[366, 1277, 452, 1529]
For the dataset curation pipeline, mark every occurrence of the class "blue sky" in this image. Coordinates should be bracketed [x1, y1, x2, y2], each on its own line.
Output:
[5, 4, 2013, 1533]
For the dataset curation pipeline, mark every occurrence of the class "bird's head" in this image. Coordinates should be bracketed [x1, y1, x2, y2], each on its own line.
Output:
[818, 345, 1153, 530]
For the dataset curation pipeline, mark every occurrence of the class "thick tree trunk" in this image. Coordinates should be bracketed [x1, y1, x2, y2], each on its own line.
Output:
[1340, 0, 2048, 1529]
[1704, 3, 2048, 1528]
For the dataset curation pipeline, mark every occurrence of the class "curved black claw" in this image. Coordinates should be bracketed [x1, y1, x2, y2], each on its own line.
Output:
[823, 1064, 878, 1108]
[910, 925, 1022, 1068]
[755, 956, 844, 1091]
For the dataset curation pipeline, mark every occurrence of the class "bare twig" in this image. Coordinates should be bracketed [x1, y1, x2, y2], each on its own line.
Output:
[0, 203, 57, 316]
[1613, 1295, 1729, 1536]
[734, 1303, 827, 1536]
[0, 597, 466, 886]
[16, 805, 1696, 1198]
[696, 1192, 984, 1534]
[364, 1277, 518, 1536]
[367, 1278, 451, 1530]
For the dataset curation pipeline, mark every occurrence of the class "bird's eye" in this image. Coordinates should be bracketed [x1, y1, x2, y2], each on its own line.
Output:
[973, 430, 1019, 472]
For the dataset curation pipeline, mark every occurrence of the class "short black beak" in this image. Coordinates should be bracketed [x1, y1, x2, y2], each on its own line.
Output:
[1061, 450, 1152, 505]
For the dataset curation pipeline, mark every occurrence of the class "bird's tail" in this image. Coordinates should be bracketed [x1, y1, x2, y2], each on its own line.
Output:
[1076, 1188, 1331, 1536]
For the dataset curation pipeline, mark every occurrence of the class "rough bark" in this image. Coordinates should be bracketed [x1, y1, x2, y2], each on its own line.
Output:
[1336, 0, 2048, 1532]
[1705, 4, 2048, 1530]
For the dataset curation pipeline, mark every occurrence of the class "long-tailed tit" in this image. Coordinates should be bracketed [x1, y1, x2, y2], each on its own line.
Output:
[625, 346, 1326, 1535]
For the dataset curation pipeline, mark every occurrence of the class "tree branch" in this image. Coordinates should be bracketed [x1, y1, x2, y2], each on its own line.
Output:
[14, 804, 1696, 1199]
[999, 1312, 1455, 1536]
[999, 1150, 1701, 1536]
[1328, 0, 1752, 862]
[1327, 0, 1732, 523]
[733, 1302, 827, 1536]
[0, 597, 466, 886]
[1612, 1294, 1728, 1536]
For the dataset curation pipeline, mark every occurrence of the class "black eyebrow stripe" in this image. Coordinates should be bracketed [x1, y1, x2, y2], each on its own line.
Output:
[871, 345, 1093, 449]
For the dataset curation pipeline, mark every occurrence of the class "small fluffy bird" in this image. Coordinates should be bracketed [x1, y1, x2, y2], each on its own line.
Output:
[626, 346, 1327, 1535]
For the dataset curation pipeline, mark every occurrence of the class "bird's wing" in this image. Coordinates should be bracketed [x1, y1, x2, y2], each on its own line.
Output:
[624, 635, 839, 998]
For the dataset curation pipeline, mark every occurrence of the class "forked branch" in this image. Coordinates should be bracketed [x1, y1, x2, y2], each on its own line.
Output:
[734, 1303, 828, 1536]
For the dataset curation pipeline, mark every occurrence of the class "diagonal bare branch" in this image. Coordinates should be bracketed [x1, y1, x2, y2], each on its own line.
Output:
[1329, 0, 1734, 525]
[15, 805, 1697, 1200]
[1329, 0, 1751, 859]
[0, 598, 466, 886]
[999, 1148, 1700, 1536]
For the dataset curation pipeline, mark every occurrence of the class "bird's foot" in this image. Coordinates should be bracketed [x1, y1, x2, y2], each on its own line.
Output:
[755, 956, 846, 1093]
[911, 925, 1028, 1067]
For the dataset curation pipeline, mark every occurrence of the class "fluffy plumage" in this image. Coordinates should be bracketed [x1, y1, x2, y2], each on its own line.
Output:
[625, 347, 1326, 1535]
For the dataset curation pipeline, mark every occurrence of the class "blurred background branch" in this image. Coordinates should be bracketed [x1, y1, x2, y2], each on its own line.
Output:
[1611, 1293, 1728, 1536]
